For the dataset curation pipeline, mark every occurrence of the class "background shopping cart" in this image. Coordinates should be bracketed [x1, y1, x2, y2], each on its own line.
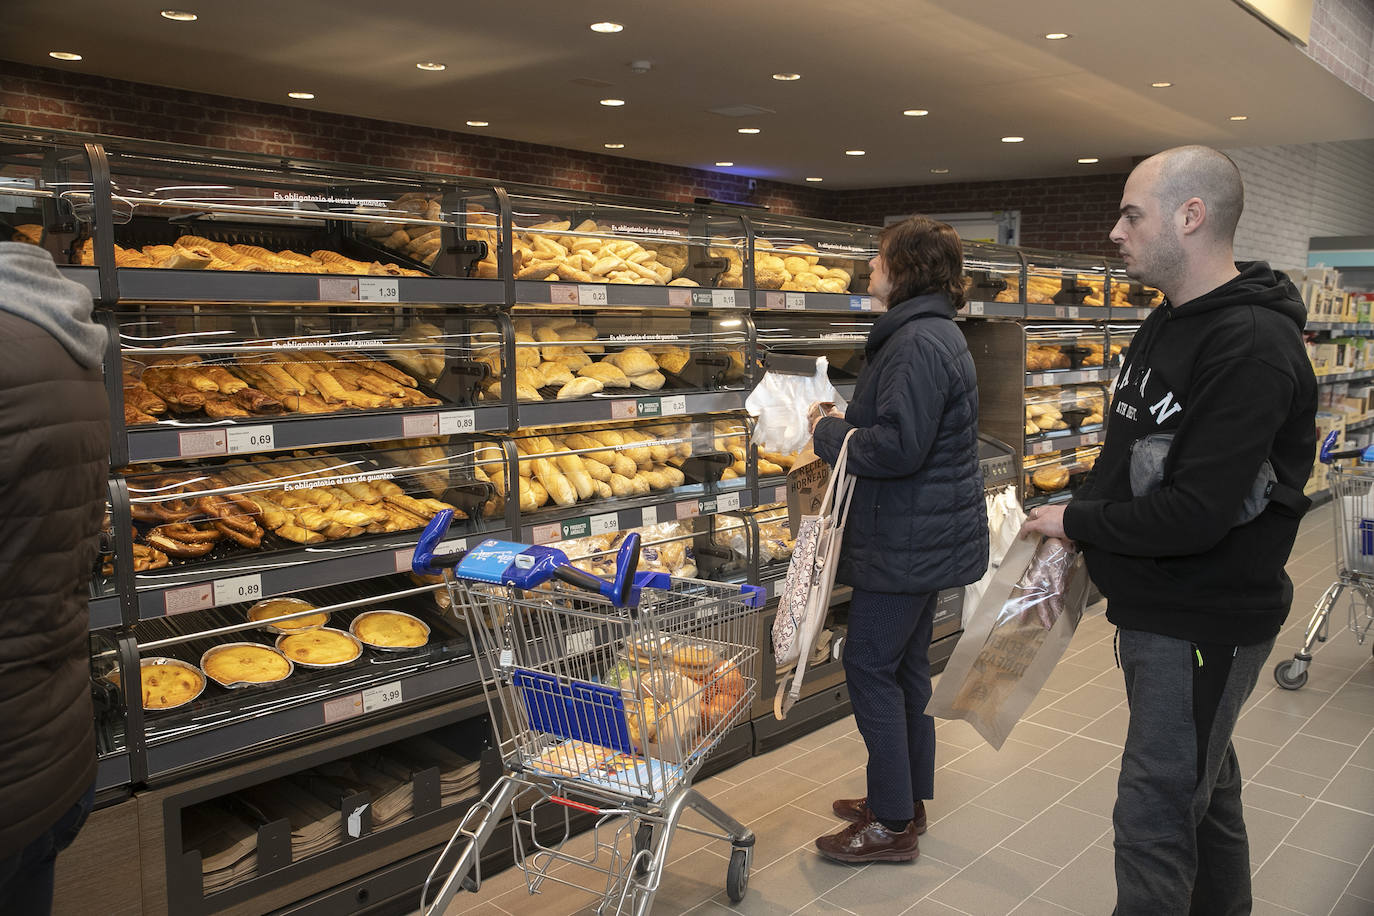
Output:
[1274, 430, 1374, 689]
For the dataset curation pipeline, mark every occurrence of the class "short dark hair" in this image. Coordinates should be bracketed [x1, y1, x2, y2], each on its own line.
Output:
[878, 216, 966, 309]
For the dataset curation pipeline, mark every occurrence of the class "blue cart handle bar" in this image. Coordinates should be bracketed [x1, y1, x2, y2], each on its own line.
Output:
[1320, 429, 1374, 465]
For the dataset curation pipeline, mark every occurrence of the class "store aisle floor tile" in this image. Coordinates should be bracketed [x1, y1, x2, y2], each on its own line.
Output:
[430, 503, 1374, 916]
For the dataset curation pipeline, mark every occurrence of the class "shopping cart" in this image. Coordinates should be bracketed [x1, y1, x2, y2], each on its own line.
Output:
[411, 509, 764, 916]
[1274, 431, 1374, 689]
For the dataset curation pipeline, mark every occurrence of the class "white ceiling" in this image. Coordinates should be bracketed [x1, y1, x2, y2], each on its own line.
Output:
[2, 0, 1371, 189]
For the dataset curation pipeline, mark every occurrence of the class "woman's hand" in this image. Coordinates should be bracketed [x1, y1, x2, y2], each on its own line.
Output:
[807, 401, 840, 433]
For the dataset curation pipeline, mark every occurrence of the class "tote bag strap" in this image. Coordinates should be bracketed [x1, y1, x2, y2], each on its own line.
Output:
[815, 429, 858, 519]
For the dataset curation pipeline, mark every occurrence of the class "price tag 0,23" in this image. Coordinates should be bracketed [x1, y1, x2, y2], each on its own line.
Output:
[578, 284, 608, 306]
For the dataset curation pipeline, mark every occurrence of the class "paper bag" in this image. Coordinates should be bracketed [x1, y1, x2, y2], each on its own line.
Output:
[786, 441, 833, 537]
[927, 536, 1088, 749]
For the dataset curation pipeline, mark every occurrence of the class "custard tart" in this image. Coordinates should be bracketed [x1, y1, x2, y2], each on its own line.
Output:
[350, 610, 430, 649]
[130, 658, 205, 710]
[201, 643, 293, 687]
[247, 597, 329, 633]
[275, 628, 362, 668]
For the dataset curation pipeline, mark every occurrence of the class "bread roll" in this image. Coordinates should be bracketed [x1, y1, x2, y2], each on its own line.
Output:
[578, 361, 631, 388]
[630, 370, 665, 391]
[539, 360, 576, 388]
[557, 376, 603, 399]
[656, 348, 691, 374]
[606, 347, 659, 377]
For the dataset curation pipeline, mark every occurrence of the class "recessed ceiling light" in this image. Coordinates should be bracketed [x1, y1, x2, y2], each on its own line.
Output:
[1151, 81, 1173, 88]
[845, 149, 866, 156]
[772, 72, 801, 81]
[48, 51, 82, 61]
[930, 168, 950, 174]
[604, 142, 625, 149]
[287, 91, 315, 100]
[599, 98, 626, 107]
[159, 9, 198, 21]
[903, 109, 930, 117]
[416, 61, 446, 71]
[1229, 115, 1249, 121]
[1078, 157, 1100, 164]
[589, 21, 624, 33]
[1001, 136, 1025, 143]
[805, 177, 823, 182]
[715, 161, 734, 167]
[738, 127, 760, 134]
[1044, 32, 1071, 40]
[466, 120, 490, 127]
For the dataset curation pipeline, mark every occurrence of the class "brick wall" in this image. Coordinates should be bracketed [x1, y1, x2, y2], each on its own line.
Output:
[1226, 140, 1374, 269]
[827, 174, 1130, 256]
[1304, 0, 1374, 100]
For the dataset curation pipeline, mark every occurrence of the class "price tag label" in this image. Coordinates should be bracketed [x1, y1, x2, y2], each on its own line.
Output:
[393, 548, 415, 574]
[712, 289, 738, 308]
[163, 583, 214, 616]
[968, 302, 985, 316]
[772, 485, 788, 504]
[549, 284, 579, 305]
[226, 425, 274, 455]
[852, 296, 874, 311]
[590, 513, 619, 536]
[402, 413, 440, 437]
[177, 429, 227, 458]
[358, 277, 399, 302]
[1030, 440, 1053, 455]
[640, 505, 660, 527]
[785, 292, 806, 311]
[213, 573, 263, 607]
[362, 682, 404, 714]
[763, 292, 784, 310]
[565, 631, 595, 655]
[531, 523, 562, 545]
[611, 399, 637, 420]
[717, 491, 742, 512]
[660, 395, 686, 416]
[578, 284, 608, 306]
[635, 397, 662, 418]
[498, 648, 514, 668]
[318, 278, 359, 301]
[323, 693, 363, 724]
[560, 517, 591, 540]
[668, 288, 692, 308]
[691, 290, 714, 308]
[677, 500, 701, 520]
[439, 410, 476, 435]
[1028, 373, 1047, 387]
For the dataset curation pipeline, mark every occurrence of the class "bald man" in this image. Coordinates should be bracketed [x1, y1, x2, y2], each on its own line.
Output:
[1021, 146, 1316, 914]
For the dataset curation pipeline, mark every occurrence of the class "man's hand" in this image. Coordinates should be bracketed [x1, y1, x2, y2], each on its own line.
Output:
[1019, 504, 1069, 542]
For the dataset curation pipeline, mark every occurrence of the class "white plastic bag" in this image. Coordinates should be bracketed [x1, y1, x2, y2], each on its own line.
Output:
[964, 486, 1026, 611]
[746, 357, 846, 456]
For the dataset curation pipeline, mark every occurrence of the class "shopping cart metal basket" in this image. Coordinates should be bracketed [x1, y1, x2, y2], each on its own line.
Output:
[411, 509, 765, 916]
[1274, 431, 1374, 689]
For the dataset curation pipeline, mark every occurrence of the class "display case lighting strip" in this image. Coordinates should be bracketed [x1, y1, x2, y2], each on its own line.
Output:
[135, 582, 444, 652]
[0, 186, 57, 200]
[54, 191, 454, 228]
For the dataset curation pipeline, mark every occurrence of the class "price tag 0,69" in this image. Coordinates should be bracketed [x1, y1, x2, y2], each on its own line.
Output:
[227, 425, 274, 455]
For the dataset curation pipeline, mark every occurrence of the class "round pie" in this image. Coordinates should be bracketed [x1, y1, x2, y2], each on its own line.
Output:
[136, 659, 205, 710]
[276, 628, 362, 667]
[248, 598, 329, 632]
[351, 611, 430, 649]
[202, 644, 292, 687]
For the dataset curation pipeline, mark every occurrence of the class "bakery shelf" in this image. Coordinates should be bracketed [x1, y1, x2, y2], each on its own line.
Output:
[1308, 321, 1374, 334]
[1109, 305, 1158, 321]
[1025, 427, 1105, 455]
[963, 301, 1026, 318]
[514, 279, 746, 310]
[1345, 416, 1374, 432]
[1318, 369, 1374, 385]
[756, 290, 880, 313]
[114, 270, 506, 306]
[1025, 367, 1113, 387]
[96, 752, 133, 793]
[516, 390, 747, 427]
[517, 485, 752, 545]
[58, 264, 103, 296]
[90, 594, 123, 630]
[1025, 303, 1112, 320]
[1105, 263, 1163, 312]
[1023, 249, 1110, 308]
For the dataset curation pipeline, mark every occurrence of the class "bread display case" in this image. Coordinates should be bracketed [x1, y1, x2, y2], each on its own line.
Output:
[504, 306, 753, 426]
[113, 306, 511, 462]
[1107, 261, 1164, 318]
[1023, 323, 1114, 388]
[962, 240, 1025, 315]
[1024, 384, 1107, 455]
[0, 130, 104, 296]
[1022, 249, 1111, 318]
[747, 212, 879, 311]
[104, 441, 504, 623]
[1023, 446, 1100, 507]
[753, 311, 875, 404]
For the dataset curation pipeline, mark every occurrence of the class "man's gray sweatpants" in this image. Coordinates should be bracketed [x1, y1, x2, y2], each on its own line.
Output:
[1114, 628, 1274, 915]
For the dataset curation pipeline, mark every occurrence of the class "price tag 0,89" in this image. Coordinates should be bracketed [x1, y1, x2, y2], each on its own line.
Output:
[439, 410, 476, 435]
[213, 573, 263, 607]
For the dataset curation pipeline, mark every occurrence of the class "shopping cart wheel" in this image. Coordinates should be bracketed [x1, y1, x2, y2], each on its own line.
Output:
[726, 846, 750, 903]
[633, 823, 654, 877]
[1274, 659, 1308, 690]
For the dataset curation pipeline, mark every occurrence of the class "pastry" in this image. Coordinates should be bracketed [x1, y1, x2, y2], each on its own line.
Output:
[1031, 466, 1070, 492]
[277, 628, 361, 667]
[11, 224, 42, 245]
[578, 361, 631, 388]
[605, 347, 659, 377]
[629, 370, 665, 391]
[136, 660, 205, 710]
[201, 644, 292, 686]
[351, 610, 430, 648]
[557, 376, 603, 399]
[248, 598, 328, 631]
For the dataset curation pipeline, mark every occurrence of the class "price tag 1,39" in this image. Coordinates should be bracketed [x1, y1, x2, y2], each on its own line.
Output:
[358, 277, 400, 302]
[213, 573, 263, 607]
[362, 682, 404, 714]
[578, 284, 608, 306]
[590, 513, 620, 536]
[439, 410, 476, 435]
[226, 425, 274, 455]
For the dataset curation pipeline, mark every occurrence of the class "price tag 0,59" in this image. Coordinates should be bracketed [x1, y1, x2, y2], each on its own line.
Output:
[362, 682, 404, 713]
[589, 513, 619, 536]
[213, 573, 263, 607]
[227, 425, 275, 455]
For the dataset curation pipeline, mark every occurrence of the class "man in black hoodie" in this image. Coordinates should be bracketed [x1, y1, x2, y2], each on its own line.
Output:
[1021, 146, 1316, 914]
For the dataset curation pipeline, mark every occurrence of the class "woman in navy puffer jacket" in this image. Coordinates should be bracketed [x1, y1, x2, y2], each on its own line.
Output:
[808, 216, 988, 865]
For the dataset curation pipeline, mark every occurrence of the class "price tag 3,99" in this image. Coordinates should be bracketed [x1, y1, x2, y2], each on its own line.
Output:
[362, 682, 404, 713]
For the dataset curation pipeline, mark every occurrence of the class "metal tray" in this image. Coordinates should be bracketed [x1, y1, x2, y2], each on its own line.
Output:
[349, 609, 432, 651]
[275, 627, 364, 668]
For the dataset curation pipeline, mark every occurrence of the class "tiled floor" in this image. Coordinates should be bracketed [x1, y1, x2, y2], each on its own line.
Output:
[439, 503, 1374, 915]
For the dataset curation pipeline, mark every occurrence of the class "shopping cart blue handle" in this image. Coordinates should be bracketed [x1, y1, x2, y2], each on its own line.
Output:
[1320, 429, 1374, 464]
[412, 509, 462, 576]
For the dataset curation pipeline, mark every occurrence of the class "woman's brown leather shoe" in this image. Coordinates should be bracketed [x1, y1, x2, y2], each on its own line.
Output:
[814, 811, 920, 864]
[831, 798, 928, 834]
